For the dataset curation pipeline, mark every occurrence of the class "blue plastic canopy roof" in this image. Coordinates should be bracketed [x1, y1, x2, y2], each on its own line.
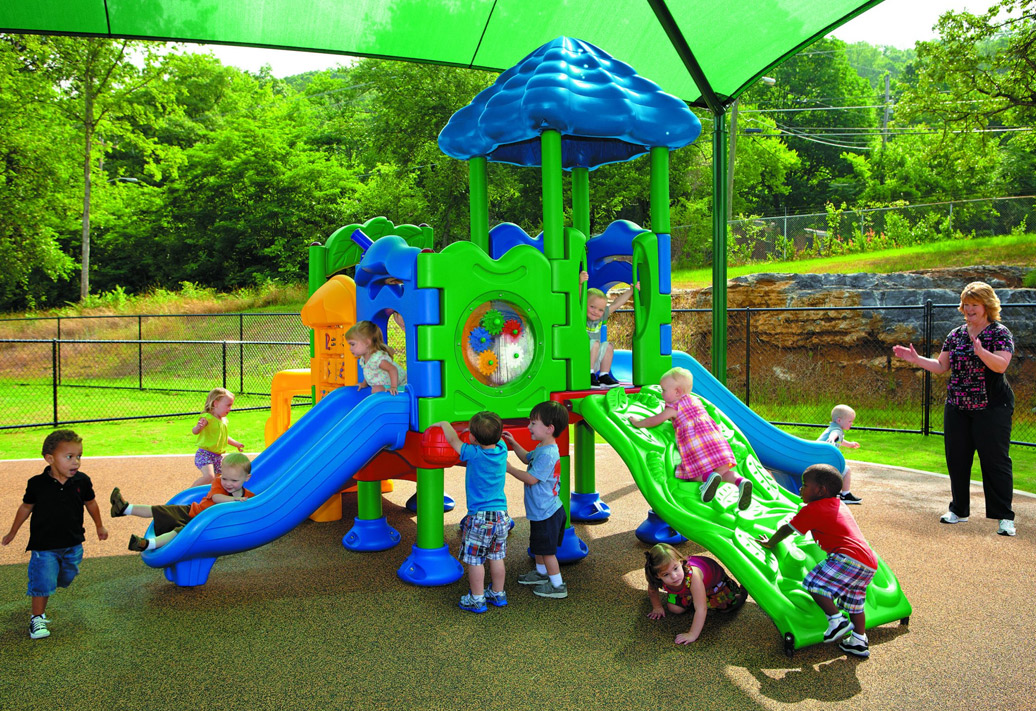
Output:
[438, 37, 702, 170]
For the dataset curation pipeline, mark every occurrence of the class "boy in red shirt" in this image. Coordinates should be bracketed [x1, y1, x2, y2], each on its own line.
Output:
[759, 463, 877, 658]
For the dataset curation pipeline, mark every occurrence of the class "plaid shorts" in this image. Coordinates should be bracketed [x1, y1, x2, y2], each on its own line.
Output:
[459, 511, 510, 565]
[194, 448, 222, 474]
[803, 552, 875, 614]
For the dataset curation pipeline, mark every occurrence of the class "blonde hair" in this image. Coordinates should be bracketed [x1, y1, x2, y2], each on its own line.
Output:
[221, 452, 252, 475]
[203, 388, 234, 414]
[831, 404, 855, 421]
[345, 320, 391, 356]
[587, 288, 607, 304]
[958, 281, 1001, 322]
[661, 366, 693, 392]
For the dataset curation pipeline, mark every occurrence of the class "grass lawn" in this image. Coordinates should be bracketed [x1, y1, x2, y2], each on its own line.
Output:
[2, 406, 1032, 495]
[673, 234, 1035, 288]
[0, 405, 311, 461]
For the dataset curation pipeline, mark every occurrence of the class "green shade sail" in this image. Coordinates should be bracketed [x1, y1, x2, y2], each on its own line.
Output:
[5, 0, 883, 108]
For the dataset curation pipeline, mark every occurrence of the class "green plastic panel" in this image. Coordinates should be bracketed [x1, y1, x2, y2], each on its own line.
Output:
[1, 0, 885, 107]
[415, 240, 568, 428]
[573, 386, 912, 650]
[323, 216, 432, 277]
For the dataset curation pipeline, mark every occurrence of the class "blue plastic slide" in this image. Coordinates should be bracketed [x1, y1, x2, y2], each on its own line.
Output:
[141, 387, 412, 586]
[611, 350, 843, 488]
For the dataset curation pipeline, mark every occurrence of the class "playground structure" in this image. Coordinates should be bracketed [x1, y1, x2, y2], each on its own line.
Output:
[137, 37, 909, 654]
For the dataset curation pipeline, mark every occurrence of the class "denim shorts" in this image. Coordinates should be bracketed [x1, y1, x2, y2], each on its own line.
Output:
[27, 545, 84, 597]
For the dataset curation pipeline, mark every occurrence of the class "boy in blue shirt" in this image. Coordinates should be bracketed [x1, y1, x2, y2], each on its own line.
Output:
[503, 400, 570, 599]
[434, 412, 510, 613]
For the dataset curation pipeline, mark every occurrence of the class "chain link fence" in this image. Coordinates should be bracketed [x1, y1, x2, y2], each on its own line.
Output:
[0, 312, 414, 429]
[671, 196, 1036, 266]
[606, 301, 1035, 447]
[0, 306, 1031, 447]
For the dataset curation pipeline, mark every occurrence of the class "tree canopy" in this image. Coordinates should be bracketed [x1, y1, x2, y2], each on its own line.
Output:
[0, 0, 1032, 312]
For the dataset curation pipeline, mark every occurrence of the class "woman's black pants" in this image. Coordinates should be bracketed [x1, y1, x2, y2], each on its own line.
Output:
[944, 402, 1014, 520]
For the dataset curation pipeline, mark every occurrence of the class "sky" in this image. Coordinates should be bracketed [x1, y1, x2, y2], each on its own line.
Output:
[191, 0, 986, 78]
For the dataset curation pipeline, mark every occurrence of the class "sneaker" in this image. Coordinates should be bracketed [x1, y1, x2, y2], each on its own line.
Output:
[997, 519, 1016, 537]
[598, 372, 620, 386]
[29, 615, 50, 640]
[839, 633, 870, 658]
[590, 373, 600, 387]
[128, 534, 149, 552]
[533, 580, 568, 599]
[458, 592, 487, 614]
[518, 570, 549, 585]
[699, 473, 721, 503]
[839, 492, 862, 505]
[737, 480, 753, 511]
[485, 588, 508, 607]
[110, 487, 129, 517]
[940, 511, 968, 524]
[822, 615, 853, 643]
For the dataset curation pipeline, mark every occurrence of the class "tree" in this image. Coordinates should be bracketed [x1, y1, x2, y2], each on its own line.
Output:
[0, 37, 79, 310]
[903, 0, 1036, 128]
[16, 36, 169, 300]
[754, 38, 879, 212]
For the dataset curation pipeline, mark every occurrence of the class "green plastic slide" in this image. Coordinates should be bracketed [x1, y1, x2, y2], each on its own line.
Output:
[573, 386, 912, 654]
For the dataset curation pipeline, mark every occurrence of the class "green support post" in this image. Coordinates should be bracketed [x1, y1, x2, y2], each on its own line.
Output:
[574, 420, 595, 495]
[469, 156, 489, 253]
[415, 467, 446, 549]
[712, 113, 729, 384]
[649, 147, 670, 233]
[572, 167, 590, 237]
[356, 480, 382, 520]
[541, 130, 564, 260]
[559, 453, 572, 524]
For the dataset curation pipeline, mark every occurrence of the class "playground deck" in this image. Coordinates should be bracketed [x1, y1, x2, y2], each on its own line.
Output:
[1, 451, 1033, 710]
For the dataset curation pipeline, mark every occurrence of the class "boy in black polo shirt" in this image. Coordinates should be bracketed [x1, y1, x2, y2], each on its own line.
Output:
[2, 430, 108, 640]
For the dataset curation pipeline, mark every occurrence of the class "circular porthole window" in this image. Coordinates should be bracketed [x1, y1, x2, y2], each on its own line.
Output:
[461, 300, 535, 387]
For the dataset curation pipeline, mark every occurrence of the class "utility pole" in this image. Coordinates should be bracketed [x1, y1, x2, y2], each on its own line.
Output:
[881, 74, 891, 150]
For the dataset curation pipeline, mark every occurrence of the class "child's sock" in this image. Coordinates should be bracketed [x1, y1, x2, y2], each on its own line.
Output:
[536, 563, 548, 575]
[123, 504, 135, 516]
[548, 573, 563, 587]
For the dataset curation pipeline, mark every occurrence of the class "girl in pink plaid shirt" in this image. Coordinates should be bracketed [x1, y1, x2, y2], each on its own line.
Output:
[630, 367, 752, 510]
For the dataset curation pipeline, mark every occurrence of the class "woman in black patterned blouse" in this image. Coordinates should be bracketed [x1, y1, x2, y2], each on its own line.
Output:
[893, 281, 1016, 537]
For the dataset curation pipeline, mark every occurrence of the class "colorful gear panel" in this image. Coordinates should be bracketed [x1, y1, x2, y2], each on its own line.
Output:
[461, 300, 535, 387]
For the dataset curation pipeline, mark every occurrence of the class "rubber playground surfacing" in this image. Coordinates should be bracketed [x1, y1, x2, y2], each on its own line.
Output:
[1, 450, 1034, 711]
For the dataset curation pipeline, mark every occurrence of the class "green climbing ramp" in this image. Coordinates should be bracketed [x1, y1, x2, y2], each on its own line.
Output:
[573, 386, 911, 653]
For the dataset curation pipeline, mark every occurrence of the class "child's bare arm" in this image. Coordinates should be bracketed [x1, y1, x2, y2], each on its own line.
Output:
[432, 421, 464, 454]
[227, 437, 244, 452]
[501, 431, 529, 463]
[211, 494, 248, 504]
[506, 462, 537, 484]
[647, 584, 666, 619]
[675, 572, 709, 645]
[2, 503, 33, 545]
[379, 359, 401, 395]
[610, 283, 637, 311]
[84, 499, 108, 541]
[843, 439, 860, 449]
[192, 417, 208, 435]
[629, 408, 675, 429]
[758, 523, 795, 550]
